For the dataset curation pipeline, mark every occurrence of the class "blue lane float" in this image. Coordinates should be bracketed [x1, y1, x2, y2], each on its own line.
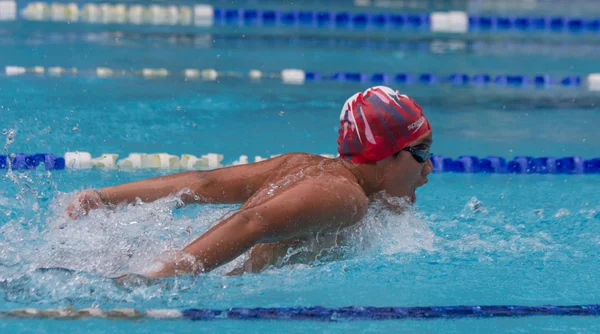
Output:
[2, 153, 600, 174]
[181, 304, 600, 320]
[211, 9, 600, 34]
[302, 72, 585, 88]
[0, 154, 65, 170]
[425, 155, 599, 174]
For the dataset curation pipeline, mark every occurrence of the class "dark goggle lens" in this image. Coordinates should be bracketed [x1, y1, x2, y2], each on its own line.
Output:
[403, 146, 432, 163]
[412, 150, 432, 163]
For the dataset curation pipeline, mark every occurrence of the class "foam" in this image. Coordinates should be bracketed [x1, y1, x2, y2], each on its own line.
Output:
[343, 194, 435, 256]
[0, 186, 435, 282]
[37, 193, 229, 276]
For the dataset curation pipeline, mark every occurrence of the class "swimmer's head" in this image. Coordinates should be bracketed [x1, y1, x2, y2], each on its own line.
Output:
[337, 86, 431, 164]
[337, 86, 433, 202]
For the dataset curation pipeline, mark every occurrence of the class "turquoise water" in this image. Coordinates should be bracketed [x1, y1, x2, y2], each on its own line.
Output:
[2, 78, 599, 159]
[2, 3, 600, 333]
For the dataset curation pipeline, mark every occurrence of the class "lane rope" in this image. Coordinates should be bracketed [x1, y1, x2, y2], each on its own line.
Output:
[0, 304, 599, 320]
[4, 66, 600, 90]
[2, 152, 600, 174]
[13, 2, 600, 35]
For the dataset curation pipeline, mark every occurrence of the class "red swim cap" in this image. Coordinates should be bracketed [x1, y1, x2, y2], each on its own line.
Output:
[337, 86, 431, 164]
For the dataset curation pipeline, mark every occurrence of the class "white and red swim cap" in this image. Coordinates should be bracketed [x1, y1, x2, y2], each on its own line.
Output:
[337, 86, 431, 164]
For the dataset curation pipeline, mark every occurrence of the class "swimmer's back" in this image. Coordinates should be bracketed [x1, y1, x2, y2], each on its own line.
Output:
[201, 153, 357, 205]
[260, 153, 353, 185]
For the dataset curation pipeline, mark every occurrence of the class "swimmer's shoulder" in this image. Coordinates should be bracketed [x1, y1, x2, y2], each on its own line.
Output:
[204, 153, 315, 187]
[250, 153, 369, 219]
[208, 153, 347, 192]
[276, 152, 328, 165]
[279, 153, 367, 198]
[280, 152, 345, 164]
[244, 152, 326, 172]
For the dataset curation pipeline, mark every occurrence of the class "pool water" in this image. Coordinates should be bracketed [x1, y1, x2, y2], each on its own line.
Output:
[2, 1, 600, 332]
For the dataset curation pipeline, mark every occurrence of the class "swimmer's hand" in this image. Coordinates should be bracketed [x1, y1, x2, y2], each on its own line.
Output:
[66, 189, 106, 219]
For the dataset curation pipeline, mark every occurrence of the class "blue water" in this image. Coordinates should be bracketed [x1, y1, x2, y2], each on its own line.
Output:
[2, 78, 599, 159]
[2, 2, 600, 333]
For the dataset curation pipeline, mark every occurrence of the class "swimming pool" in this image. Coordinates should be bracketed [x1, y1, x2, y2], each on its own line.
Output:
[1, 0, 600, 332]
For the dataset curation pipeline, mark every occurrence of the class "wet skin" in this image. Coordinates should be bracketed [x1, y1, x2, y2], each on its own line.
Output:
[67, 132, 433, 277]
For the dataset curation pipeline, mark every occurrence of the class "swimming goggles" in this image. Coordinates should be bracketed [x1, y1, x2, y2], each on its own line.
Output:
[402, 145, 432, 163]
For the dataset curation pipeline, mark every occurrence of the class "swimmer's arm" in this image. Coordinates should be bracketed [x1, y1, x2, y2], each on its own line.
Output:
[143, 179, 368, 278]
[98, 157, 286, 206]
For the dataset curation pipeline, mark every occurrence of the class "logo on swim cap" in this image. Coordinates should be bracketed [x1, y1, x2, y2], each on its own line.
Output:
[337, 86, 431, 164]
[408, 116, 426, 133]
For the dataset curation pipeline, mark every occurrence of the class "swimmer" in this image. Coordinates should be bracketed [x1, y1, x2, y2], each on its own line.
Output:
[67, 86, 433, 278]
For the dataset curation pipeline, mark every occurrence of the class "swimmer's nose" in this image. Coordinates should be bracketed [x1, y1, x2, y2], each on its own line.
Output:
[423, 157, 433, 176]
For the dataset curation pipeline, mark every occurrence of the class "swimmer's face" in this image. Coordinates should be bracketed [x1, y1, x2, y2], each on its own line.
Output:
[377, 131, 433, 203]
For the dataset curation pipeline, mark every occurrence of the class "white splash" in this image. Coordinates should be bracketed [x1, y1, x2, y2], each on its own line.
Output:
[0, 192, 238, 280]
[343, 195, 435, 256]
